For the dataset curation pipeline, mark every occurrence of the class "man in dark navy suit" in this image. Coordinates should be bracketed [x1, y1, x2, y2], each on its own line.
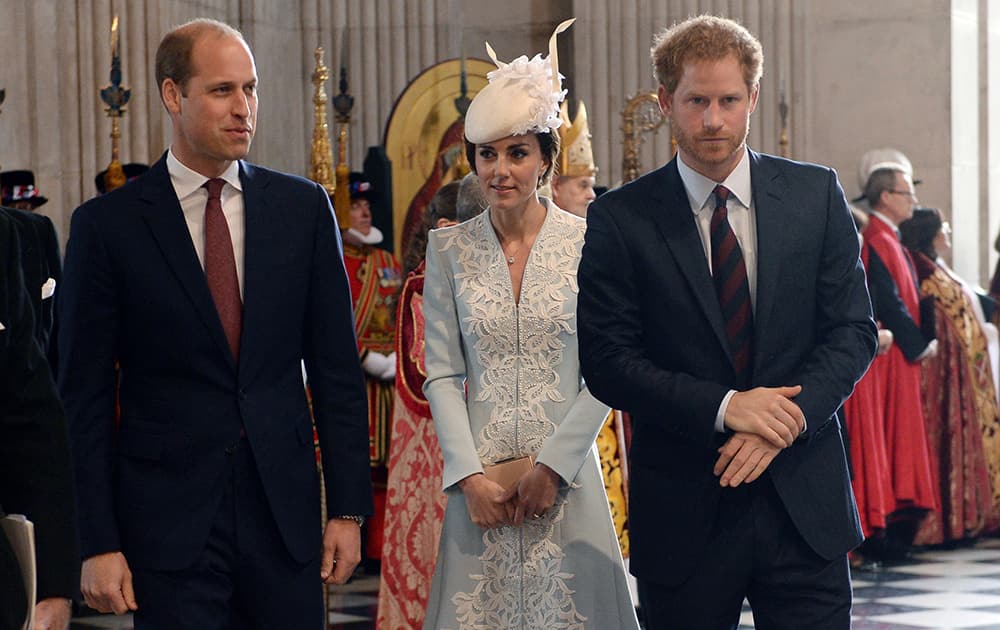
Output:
[578, 15, 877, 630]
[0, 212, 78, 630]
[58, 18, 371, 629]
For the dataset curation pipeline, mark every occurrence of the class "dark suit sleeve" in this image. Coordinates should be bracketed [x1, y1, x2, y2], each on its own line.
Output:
[57, 205, 122, 558]
[0, 215, 80, 600]
[301, 185, 374, 517]
[866, 247, 931, 361]
[578, 198, 729, 447]
[790, 170, 878, 432]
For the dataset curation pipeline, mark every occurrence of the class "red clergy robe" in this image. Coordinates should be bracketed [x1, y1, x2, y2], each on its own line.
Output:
[863, 216, 937, 513]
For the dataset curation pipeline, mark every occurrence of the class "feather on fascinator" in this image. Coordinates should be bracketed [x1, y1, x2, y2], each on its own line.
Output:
[464, 18, 575, 144]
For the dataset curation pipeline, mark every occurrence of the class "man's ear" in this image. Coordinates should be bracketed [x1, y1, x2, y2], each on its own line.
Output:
[747, 82, 760, 115]
[161, 79, 182, 114]
[658, 85, 672, 118]
[878, 189, 891, 208]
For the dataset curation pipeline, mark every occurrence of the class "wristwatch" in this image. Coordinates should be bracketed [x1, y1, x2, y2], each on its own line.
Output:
[334, 515, 365, 527]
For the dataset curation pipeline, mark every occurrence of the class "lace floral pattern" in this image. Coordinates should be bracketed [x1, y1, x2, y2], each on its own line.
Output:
[436, 207, 588, 629]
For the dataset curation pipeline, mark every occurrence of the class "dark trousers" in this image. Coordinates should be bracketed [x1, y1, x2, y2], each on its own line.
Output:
[639, 475, 852, 630]
[131, 438, 324, 630]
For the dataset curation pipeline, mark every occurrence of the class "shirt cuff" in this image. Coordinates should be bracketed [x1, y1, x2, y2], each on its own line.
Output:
[715, 389, 737, 432]
[916, 339, 938, 361]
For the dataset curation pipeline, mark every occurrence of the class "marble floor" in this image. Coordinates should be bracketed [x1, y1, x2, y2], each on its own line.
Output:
[71, 537, 1000, 629]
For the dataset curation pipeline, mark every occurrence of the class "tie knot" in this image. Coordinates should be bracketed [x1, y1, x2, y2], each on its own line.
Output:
[713, 185, 730, 208]
[203, 178, 225, 201]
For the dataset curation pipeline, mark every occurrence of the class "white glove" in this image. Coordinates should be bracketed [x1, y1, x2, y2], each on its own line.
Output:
[380, 352, 397, 381]
[362, 351, 391, 377]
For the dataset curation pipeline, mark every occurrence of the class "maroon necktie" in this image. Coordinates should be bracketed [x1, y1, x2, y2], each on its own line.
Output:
[710, 185, 753, 381]
[203, 178, 242, 361]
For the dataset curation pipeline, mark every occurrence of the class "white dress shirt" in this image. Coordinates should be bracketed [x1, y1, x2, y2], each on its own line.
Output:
[166, 149, 246, 298]
[676, 149, 757, 432]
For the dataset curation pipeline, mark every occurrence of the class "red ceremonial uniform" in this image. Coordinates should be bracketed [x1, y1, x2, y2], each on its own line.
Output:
[343, 241, 401, 561]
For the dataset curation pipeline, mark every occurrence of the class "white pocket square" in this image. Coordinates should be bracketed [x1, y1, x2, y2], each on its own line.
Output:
[41, 277, 56, 300]
[0, 320, 5, 331]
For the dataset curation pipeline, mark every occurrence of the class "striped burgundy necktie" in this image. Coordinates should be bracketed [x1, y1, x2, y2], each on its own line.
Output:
[710, 185, 753, 382]
[203, 178, 242, 362]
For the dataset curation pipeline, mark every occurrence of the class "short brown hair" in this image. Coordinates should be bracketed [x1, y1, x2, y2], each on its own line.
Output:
[464, 131, 561, 187]
[155, 18, 246, 97]
[651, 15, 763, 96]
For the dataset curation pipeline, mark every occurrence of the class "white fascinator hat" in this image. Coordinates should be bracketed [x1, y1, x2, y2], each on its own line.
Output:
[464, 18, 575, 145]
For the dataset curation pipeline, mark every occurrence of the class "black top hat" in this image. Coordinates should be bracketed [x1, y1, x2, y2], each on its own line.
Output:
[349, 172, 375, 202]
[1, 170, 48, 208]
[95, 163, 150, 194]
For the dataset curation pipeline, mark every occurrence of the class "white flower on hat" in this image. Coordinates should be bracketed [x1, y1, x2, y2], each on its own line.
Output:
[465, 18, 575, 144]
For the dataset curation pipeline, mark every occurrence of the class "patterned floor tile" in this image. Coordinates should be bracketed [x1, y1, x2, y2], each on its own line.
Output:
[867, 608, 1000, 628]
[70, 538, 1000, 629]
[877, 591, 1000, 610]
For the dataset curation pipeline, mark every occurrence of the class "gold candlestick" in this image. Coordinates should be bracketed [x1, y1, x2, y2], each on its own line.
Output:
[99, 15, 131, 193]
[0, 87, 5, 174]
[779, 80, 789, 159]
[332, 34, 354, 228]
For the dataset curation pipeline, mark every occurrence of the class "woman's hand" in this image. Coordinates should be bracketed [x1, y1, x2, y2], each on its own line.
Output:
[500, 462, 560, 526]
[459, 473, 511, 529]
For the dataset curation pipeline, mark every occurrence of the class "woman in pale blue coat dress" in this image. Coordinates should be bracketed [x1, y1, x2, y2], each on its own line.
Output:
[420, 19, 639, 630]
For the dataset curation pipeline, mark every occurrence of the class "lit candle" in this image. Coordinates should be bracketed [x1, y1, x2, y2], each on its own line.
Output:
[111, 15, 119, 61]
[339, 29, 348, 92]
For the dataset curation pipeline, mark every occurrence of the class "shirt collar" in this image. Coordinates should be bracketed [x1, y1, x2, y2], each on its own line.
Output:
[871, 210, 899, 231]
[676, 148, 752, 213]
[166, 148, 243, 200]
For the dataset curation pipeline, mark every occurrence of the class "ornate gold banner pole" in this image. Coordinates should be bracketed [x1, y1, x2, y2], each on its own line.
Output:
[308, 48, 336, 197]
[331, 34, 354, 228]
[99, 16, 131, 193]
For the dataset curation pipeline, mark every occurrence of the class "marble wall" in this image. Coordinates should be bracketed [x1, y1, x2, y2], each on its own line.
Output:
[1, 0, 997, 284]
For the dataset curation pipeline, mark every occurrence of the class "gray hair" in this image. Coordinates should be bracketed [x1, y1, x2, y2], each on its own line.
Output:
[864, 167, 901, 210]
[456, 172, 488, 222]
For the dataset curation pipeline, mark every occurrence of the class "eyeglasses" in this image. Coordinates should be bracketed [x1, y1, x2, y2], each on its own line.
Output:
[888, 189, 918, 200]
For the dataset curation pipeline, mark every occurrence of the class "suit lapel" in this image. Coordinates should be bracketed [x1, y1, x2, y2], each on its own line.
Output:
[139, 155, 235, 367]
[649, 160, 733, 364]
[748, 151, 785, 367]
[239, 162, 271, 374]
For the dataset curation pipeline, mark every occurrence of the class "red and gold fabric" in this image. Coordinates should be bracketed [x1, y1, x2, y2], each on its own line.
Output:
[377, 263, 448, 629]
[597, 410, 630, 556]
[911, 253, 1000, 544]
[344, 243, 402, 466]
[344, 242, 401, 562]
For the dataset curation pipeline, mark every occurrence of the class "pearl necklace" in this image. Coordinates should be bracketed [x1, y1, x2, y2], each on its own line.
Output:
[506, 254, 515, 265]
